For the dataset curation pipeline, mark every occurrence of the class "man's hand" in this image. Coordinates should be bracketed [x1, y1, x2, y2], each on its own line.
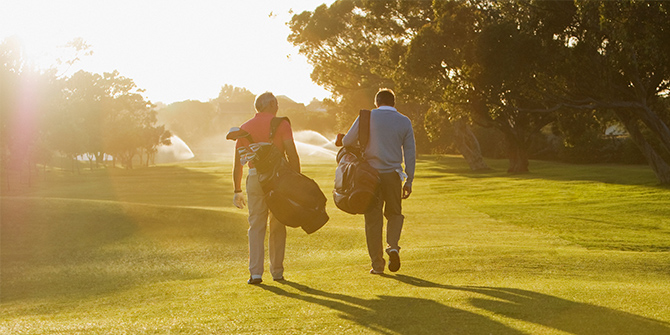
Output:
[233, 192, 246, 209]
[402, 183, 412, 199]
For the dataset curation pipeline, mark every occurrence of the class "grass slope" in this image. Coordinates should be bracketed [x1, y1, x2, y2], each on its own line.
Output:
[1, 157, 669, 334]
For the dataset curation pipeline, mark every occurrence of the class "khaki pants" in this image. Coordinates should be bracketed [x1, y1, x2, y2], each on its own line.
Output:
[247, 171, 286, 279]
[364, 171, 404, 272]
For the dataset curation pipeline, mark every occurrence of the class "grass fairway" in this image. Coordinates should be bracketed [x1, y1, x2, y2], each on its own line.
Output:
[1, 156, 669, 334]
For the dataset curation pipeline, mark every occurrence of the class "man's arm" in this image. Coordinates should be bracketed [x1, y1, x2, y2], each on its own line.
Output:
[283, 139, 301, 173]
[402, 122, 416, 199]
[233, 149, 243, 192]
[232, 148, 246, 209]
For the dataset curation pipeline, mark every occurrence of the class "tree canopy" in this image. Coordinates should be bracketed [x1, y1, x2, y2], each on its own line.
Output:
[1, 38, 170, 175]
[289, 0, 670, 183]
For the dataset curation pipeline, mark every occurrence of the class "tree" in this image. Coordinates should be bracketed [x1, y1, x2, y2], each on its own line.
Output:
[159, 100, 215, 143]
[1, 37, 65, 178]
[58, 70, 169, 169]
[59, 70, 107, 168]
[141, 124, 172, 166]
[100, 71, 168, 168]
[1, 38, 31, 179]
[215, 84, 255, 104]
[289, 1, 567, 170]
[158, 100, 217, 155]
[288, 0, 435, 149]
[291, 0, 670, 181]
[2, 37, 172, 175]
[404, 1, 578, 173]
[554, 1, 670, 183]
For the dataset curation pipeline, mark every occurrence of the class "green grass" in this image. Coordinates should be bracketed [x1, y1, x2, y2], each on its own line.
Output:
[420, 156, 670, 251]
[1, 156, 669, 334]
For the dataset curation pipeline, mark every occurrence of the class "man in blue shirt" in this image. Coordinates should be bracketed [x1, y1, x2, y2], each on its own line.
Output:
[342, 89, 416, 274]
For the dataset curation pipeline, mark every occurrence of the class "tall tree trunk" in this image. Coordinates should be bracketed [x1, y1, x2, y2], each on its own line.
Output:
[617, 111, 670, 184]
[125, 152, 134, 169]
[95, 152, 103, 168]
[137, 150, 144, 167]
[453, 119, 490, 171]
[147, 152, 154, 166]
[472, 100, 533, 173]
[503, 131, 530, 174]
[637, 105, 670, 153]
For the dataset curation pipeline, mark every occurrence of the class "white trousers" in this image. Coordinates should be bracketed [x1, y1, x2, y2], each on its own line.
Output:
[246, 171, 286, 279]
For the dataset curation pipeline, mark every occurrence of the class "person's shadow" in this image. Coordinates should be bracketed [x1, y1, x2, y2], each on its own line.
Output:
[261, 278, 524, 335]
[259, 275, 670, 335]
[392, 274, 670, 335]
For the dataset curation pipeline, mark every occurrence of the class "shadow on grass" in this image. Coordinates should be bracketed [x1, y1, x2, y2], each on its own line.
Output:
[418, 156, 665, 187]
[0, 196, 247, 304]
[259, 275, 669, 334]
[260, 280, 524, 335]
[19, 165, 233, 207]
[4, 164, 237, 208]
[1, 163, 245, 307]
[391, 274, 670, 335]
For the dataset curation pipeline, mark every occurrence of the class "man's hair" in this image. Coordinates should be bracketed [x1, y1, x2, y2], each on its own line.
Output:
[254, 92, 277, 113]
[375, 89, 395, 107]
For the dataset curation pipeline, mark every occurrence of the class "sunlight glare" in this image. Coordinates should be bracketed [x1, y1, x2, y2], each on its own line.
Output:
[0, 0, 334, 104]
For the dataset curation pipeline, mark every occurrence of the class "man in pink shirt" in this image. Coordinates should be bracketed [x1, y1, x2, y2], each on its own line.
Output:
[232, 92, 301, 284]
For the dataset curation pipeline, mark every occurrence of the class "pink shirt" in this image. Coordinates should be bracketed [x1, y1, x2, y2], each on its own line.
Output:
[235, 112, 293, 167]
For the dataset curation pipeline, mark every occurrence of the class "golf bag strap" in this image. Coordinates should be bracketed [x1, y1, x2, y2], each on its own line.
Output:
[359, 109, 371, 150]
[270, 117, 291, 143]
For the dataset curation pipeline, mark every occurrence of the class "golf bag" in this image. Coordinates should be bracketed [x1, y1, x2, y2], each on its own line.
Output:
[238, 117, 329, 234]
[333, 110, 381, 214]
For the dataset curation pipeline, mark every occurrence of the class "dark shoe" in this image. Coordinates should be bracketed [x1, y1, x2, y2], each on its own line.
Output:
[247, 277, 262, 285]
[370, 269, 384, 275]
[387, 249, 400, 272]
[273, 276, 285, 282]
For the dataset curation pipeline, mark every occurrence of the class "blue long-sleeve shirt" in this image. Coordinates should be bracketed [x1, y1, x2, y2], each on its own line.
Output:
[342, 106, 416, 186]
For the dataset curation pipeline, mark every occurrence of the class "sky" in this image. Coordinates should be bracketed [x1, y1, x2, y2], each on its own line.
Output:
[0, 0, 334, 105]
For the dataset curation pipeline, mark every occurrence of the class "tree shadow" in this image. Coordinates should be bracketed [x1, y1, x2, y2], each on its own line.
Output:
[391, 274, 670, 335]
[418, 156, 665, 187]
[106, 165, 236, 208]
[0, 195, 247, 304]
[259, 280, 524, 335]
[1, 164, 247, 309]
[3, 164, 237, 208]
